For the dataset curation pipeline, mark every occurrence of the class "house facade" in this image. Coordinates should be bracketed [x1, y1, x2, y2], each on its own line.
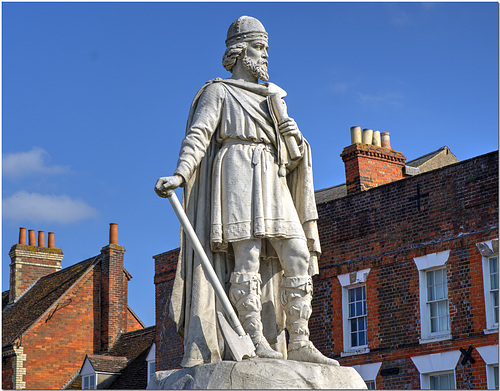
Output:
[2, 224, 145, 390]
[153, 129, 498, 389]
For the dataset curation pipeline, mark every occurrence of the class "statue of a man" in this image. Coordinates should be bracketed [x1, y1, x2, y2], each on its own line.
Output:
[155, 16, 338, 368]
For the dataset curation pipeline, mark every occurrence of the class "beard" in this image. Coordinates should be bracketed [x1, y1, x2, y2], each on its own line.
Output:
[242, 55, 269, 82]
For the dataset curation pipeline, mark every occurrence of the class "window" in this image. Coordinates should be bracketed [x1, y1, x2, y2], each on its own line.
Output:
[352, 362, 381, 390]
[338, 269, 370, 356]
[411, 351, 460, 390]
[146, 343, 156, 385]
[82, 374, 96, 390]
[426, 268, 449, 333]
[477, 345, 499, 389]
[348, 286, 367, 348]
[429, 371, 455, 389]
[489, 257, 498, 325]
[478, 240, 499, 332]
[413, 251, 452, 342]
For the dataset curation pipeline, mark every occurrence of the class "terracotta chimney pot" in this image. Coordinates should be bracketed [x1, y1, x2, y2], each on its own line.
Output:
[19, 227, 27, 245]
[381, 132, 391, 149]
[28, 229, 36, 246]
[38, 231, 45, 248]
[109, 223, 118, 245]
[48, 232, 55, 249]
[372, 131, 381, 147]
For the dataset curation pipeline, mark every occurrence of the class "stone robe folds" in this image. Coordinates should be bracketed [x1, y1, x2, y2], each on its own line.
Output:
[169, 78, 321, 368]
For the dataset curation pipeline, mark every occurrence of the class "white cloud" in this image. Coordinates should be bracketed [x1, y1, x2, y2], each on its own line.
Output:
[3, 191, 99, 224]
[358, 92, 404, 107]
[3, 147, 70, 179]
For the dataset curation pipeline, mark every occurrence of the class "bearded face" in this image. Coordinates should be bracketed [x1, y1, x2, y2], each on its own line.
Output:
[242, 54, 269, 82]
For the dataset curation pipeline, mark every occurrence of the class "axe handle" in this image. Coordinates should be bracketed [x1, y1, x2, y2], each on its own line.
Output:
[167, 191, 246, 337]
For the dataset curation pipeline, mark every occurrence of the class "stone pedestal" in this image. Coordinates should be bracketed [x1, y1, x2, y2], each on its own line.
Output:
[148, 358, 367, 389]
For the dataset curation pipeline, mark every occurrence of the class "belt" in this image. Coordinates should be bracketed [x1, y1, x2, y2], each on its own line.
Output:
[221, 139, 276, 168]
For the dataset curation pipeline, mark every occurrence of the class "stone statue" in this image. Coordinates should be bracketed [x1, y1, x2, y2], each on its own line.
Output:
[155, 16, 338, 368]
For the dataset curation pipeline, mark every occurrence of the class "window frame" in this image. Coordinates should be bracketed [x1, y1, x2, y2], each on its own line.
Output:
[411, 350, 460, 390]
[413, 251, 452, 343]
[146, 342, 156, 385]
[426, 370, 456, 390]
[478, 239, 499, 333]
[477, 345, 499, 390]
[82, 374, 96, 390]
[352, 362, 381, 390]
[337, 269, 371, 356]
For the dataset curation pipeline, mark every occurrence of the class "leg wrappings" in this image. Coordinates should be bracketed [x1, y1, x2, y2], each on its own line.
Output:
[229, 272, 263, 343]
[280, 275, 313, 350]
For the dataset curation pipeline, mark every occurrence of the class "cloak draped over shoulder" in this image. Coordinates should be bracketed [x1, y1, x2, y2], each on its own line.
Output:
[169, 78, 321, 368]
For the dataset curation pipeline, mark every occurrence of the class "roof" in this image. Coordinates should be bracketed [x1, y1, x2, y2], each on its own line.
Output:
[406, 145, 459, 173]
[106, 326, 156, 389]
[2, 256, 97, 346]
[2, 291, 9, 310]
[86, 355, 129, 374]
[315, 183, 347, 205]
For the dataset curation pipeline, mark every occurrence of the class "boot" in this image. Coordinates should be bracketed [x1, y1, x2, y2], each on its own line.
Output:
[281, 275, 339, 366]
[229, 271, 283, 359]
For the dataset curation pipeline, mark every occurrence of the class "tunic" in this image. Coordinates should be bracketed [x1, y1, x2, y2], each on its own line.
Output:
[173, 80, 306, 252]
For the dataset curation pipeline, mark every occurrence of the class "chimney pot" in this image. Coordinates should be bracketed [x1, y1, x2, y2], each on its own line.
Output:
[109, 223, 118, 245]
[372, 131, 381, 147]
[28, 229, 36, 246]
[19, 227, 27, 245]
[350, 126, 362, 144]
[381, 132, 391, 149]
[362, 128, 373, 145]
[48, 232, 55, 248]
[38, 231, 45, 248]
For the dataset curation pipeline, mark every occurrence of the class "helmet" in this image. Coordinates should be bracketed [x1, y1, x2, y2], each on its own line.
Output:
[225, 16, 268, 47]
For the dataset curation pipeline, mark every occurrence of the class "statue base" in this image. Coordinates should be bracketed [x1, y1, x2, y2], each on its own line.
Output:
[148, 358, 367, 389]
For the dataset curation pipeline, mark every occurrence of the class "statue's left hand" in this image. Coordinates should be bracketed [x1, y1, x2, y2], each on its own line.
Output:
[279, 118, 303, 144]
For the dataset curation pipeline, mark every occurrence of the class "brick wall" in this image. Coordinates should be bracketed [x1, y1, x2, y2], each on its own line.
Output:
[2, 352, 15, 389]
[153, 249, 183, 370]
[311, 151, 498, 388]
[21, 268, 99, 389]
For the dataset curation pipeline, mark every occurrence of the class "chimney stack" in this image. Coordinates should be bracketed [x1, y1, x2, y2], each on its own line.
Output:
[9, 227, 64, 303]
[341, 126, 407, 195]
[100, 223, 128, 352]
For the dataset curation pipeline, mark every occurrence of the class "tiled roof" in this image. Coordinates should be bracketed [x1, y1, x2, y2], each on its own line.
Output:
[315, 183, 347, 205]
[2, 291, 9, 310]
[2, 257, 97, 346]
[107, 326, 156, 389]
[87, 355, 128, 374]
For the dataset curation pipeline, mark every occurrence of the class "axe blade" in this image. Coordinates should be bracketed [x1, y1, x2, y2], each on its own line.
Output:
[217, 311, 256, 361]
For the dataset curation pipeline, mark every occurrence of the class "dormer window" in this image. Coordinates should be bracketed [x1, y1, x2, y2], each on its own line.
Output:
[82, 374, 96, 390]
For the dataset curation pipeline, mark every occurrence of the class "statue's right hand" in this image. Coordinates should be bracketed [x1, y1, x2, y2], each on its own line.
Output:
[154, 175, 185, 198]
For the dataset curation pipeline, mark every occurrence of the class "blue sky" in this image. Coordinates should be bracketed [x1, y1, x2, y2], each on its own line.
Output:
[2, 2, 498, 327]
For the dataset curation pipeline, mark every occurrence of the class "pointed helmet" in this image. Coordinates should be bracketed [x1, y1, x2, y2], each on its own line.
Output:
[225, 16, 268, 47]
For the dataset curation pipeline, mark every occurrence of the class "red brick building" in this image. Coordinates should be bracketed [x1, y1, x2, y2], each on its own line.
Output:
[153, 130, 498, 389]
[2, 224, 145, 390]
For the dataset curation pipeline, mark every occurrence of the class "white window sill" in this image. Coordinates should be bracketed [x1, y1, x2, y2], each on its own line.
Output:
[419, 333, 452, 344]
[483, 327, 498, 335]
[341, 347, 370, 357]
